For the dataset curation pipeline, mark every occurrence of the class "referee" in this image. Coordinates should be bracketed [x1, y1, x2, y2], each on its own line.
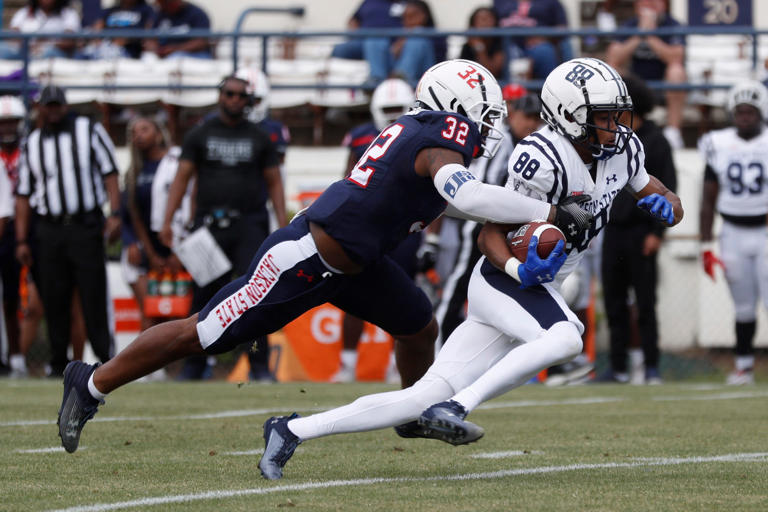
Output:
[15, 85, 121, 377]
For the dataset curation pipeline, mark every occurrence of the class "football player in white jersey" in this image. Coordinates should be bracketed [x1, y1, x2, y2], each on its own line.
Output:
[258, 58, 682, 480]
[699, 80, 768, 385]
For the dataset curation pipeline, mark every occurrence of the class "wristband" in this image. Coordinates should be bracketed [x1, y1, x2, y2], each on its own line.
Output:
[504, 257, 523, 281]
[424, 232, 440, 245]
[700, 240, 715, 252]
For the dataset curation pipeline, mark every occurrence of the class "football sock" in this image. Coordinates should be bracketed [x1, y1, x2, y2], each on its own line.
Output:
[735, 355, 754, 372]
[88, 373, 107, 401]
[340, 349, 357, 370]
[287, 374, 453, 440]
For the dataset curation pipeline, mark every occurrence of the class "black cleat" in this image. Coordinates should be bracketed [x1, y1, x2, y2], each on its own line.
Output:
[393, 420, 431, 439]
[258, 413, 301, 480]
[418, 400, 484, 446]
[57, 361, 103, 453]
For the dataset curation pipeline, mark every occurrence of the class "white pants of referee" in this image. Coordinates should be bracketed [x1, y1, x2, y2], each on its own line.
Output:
[289, 257, 585, 440]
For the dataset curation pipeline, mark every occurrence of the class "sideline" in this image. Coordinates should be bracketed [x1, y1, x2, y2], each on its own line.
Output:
[46, 452, 768, 512]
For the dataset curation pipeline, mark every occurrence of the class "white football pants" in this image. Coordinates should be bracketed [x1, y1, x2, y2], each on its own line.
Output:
[288, 258, 584, 441]
[719, 221, 768, 322]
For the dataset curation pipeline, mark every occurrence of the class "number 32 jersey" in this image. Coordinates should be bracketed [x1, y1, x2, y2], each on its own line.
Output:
[306, 110, 481, 266]
[698, 127, 768, 217]
[505, 125, 650, 283]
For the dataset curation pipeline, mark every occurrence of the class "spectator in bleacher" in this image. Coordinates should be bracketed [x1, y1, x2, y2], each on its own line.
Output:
[606, 0, 687, 149]
[84, 0, 157, 60]
[0, 0, 81, 60]
[459, 6, 505, 80]
[331, 0, 405, 86]
[384, 1, 445, 86]
[15, 85, 121, 377]
[143, 0, 211, 59]
[493, 0, 573, 79]
[597, 73, 676, 384]
[122, 117, 188, 331]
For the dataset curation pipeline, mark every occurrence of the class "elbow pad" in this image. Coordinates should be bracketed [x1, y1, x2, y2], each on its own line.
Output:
[434, 163, 551, 224]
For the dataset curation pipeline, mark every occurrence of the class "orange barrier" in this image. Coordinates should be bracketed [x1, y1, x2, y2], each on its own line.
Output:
[268, 304, 393, 382]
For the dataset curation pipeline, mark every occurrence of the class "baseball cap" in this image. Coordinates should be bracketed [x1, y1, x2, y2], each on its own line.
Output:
[502, 83, 527, 102]
[38, 85, 67, 105]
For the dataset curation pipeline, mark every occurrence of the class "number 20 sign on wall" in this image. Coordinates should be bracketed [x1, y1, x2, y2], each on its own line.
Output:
[689, 0, 752, 26]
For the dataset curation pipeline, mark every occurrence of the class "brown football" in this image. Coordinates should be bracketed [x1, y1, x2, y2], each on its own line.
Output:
[506, 221, 565, 262]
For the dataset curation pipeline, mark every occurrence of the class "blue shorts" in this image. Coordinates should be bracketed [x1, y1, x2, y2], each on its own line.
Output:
[196, 216, 433, 354]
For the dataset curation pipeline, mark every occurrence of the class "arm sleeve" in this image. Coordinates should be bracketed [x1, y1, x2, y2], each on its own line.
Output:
[434, 163, 551, 224]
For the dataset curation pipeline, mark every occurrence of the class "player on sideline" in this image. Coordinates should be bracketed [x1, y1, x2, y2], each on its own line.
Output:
[56, 59, 592, 455]
[258, 58, 683, 480]
[699, 80, 768, 385]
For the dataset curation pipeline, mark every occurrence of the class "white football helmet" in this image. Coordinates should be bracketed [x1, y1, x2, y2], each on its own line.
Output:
[726, 80, 768, 119]
[541, 58, 633, 160]
[370, 78, 415, 130]
[0, 95, 25, 144]
[415, 59, 506, 157]
[234, 67, 270, 123]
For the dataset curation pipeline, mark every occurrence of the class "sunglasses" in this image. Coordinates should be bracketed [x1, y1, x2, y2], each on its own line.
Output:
[223, 90, 249, 100]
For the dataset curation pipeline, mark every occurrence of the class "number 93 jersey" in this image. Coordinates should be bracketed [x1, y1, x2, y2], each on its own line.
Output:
[306, 110, 481, 266]
[698, 127, 768, 216]
[505, 125, 650, 283]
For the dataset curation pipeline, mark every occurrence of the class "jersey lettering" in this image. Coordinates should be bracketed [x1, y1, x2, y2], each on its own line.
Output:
[441, 117, 470, 146]
[511, 151, 540, 179]
[726, 161, 764, 195]
[349, 124, 404, 188]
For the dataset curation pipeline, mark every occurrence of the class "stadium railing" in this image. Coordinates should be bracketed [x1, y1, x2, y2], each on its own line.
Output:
[0, 24, 766, 106]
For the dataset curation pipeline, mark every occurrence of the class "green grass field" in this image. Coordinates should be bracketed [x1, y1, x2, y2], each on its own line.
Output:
[2, 379, 767, 512]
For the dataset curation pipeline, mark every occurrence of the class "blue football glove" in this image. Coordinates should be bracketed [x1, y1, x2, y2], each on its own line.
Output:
[516, 236, 568, 289]
[637, 193, 675, 225]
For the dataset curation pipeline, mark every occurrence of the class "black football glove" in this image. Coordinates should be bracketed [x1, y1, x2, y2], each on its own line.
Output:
[416, 233, 440, 273]
[553, 194, 593, 244]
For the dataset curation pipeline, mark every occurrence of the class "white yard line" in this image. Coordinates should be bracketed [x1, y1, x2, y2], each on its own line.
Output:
[14, 446, 86, 454]
[470, 450, 541, 459]
[653, 391, 768, 401]
[45, 452, 768, 512]
[222, 449, 264, 456]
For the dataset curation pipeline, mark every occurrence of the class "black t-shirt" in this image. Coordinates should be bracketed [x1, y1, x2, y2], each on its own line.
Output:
[181, 116, 280, 217]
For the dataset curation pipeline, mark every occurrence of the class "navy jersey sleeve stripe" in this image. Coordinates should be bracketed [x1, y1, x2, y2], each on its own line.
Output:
[531, 132, 569, 202]
[519, 138, 560, 203]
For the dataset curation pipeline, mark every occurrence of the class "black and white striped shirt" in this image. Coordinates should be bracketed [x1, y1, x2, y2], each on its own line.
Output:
[17, 116, 118, 217]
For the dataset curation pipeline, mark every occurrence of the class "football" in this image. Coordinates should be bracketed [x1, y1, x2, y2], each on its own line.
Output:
[506, 221, 565, 262]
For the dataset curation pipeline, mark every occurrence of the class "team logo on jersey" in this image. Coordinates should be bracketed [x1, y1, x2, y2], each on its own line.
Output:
[606, 174, 617, 184]
[443, 170, 476, 198]
[297, 269, 314, 282]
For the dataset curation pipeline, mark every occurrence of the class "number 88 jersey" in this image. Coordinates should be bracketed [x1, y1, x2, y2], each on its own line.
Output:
[698, 126, 768, 217]
[504, 125, 650, 284]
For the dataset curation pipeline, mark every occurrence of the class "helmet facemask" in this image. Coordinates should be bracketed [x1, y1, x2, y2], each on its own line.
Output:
[581, 103, 633, 160]
[461, 74, 507, 158]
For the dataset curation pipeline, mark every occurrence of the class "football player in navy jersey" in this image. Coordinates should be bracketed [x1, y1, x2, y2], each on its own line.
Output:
[333, 78, 419, 383]
[56, 59, 593, 458]
[255, 58, 683, 480]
